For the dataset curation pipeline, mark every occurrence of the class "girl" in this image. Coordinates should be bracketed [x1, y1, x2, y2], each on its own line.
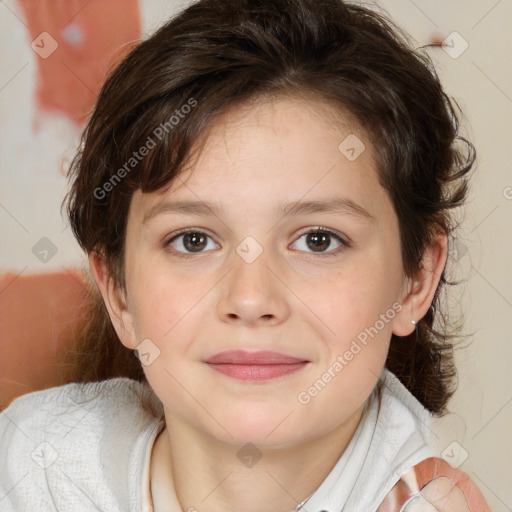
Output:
[0, 0, 492, 510]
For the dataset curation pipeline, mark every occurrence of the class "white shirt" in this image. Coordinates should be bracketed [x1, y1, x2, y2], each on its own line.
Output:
[0, 367, 436, 512]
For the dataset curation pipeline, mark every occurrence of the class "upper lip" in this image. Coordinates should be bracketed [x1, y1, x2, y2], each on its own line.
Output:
[204, 350, 308, 365]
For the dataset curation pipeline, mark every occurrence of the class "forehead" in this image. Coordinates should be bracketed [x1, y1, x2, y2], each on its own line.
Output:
[129, 95, 388, 222]
[194, 94, 365, 158]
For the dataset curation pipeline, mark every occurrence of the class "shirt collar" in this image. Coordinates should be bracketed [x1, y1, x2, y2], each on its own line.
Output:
[296, 367, 435, 512]
[140, 367, 434, 512]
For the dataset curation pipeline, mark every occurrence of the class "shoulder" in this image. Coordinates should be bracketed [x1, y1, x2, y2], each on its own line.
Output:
[3, 376, 161, 409]
[0, 378, 163, 511]
[374, 370, 492, 511]
[1, 377, 162, 440]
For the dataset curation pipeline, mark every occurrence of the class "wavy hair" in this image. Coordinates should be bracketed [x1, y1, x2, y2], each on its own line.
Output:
[63, 0, 475, 415]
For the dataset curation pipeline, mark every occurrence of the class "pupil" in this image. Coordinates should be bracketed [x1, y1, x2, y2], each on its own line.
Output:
[184, 233, 206, 252]
[307, 232, 329, 252]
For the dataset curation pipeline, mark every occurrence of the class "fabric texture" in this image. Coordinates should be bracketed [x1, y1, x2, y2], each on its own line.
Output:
[297, 368, 438, 511]
[0, 378, 163, 512]
[0, 368, 490, 511]
[377, 457, 492, 511]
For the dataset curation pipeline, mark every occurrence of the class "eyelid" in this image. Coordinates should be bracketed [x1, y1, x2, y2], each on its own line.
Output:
[295, 226, 351, 244]
[164, 227, 216, 243]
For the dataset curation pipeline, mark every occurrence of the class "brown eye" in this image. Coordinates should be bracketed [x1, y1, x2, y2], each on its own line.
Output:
[182, 232, 207, 252]
[306, 232, 331, 252]
[291, 228, 349, 255]
[166, 230, 217, 254]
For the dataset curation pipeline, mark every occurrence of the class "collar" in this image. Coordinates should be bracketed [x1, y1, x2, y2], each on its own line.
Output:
[140, 367, 435, 512]
[296, 367, 436, 512]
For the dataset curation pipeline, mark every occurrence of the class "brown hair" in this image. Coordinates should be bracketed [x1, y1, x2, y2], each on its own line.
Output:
[63, 0, 475, 415]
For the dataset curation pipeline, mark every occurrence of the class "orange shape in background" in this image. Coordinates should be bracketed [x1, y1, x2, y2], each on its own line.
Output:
[0, 271, 90, 409]
[0, 1, 142, 408]
[19, 0, 141, 126]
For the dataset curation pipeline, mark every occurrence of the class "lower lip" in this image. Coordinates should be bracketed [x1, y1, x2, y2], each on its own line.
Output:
[206, 362, 308, 381]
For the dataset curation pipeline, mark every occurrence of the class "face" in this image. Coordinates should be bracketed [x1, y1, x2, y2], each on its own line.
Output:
[111, 96, 413, 448]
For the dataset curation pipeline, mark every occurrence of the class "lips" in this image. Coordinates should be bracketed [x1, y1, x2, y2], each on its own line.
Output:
[204, 350, 309, 382]
[204, 350, 307, 365]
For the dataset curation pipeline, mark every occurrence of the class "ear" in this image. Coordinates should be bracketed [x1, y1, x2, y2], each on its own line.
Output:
[392, 230, 448, 337]
[88, 250, 138, 350]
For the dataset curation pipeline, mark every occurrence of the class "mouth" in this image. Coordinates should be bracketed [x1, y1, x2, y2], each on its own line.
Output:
[203, 350, 310, 382]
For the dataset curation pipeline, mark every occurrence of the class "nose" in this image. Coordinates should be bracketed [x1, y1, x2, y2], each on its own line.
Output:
[216, 247, 291, 327]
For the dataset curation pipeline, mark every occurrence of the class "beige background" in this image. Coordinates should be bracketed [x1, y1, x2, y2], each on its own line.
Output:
[375, 1, 512, 509]
[1, 0, 510, 509]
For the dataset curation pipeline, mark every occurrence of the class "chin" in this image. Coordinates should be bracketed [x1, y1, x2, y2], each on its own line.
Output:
[199, 408, 317, 450]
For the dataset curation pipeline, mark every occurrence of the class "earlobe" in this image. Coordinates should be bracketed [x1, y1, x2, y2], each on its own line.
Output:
[88, 250, 137, 350]
[392, 231, 448, 337]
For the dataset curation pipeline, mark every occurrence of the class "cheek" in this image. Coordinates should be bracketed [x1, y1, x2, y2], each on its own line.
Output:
[296, 256, 399, 388]
[128, 257, 222, 349]
[301, 259, 397, 334]
[127, 258, 192, 340]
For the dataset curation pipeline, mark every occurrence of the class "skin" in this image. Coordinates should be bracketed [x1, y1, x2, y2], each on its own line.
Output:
[90, 96, 448, 512]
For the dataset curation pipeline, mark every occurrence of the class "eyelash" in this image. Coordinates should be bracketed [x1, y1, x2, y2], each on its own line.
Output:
[164, 227, 351, 258]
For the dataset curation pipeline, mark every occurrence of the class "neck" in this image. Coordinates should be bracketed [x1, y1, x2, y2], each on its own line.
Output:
[151, 405, 366, 512]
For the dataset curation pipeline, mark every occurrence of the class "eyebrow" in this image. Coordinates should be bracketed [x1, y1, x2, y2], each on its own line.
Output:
[142, 197, 375, 224]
